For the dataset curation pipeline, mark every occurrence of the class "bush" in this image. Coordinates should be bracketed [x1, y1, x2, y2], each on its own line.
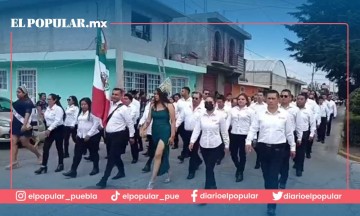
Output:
[350, 87, 360, 115]
[343, 112, 360, 147]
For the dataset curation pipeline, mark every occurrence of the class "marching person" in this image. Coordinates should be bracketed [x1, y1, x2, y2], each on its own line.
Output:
[215, 94, 231, 165]
[127, 93, 140, 164]
[279, 89, 299, 189]
[176, 91, 204, 179]
[141, 86, 176, 189]
[139, 97, 154, 173]
[190, 95, 229, 190]
[176, 87, 192, 162]
[317, 96, 330, 143]
[63, 97, 101, 178]
[36, 93, 47, 114]
[35, 94, 66, 174]
[294, 93, 316, 176]
[63, 96, 79, 158]
[96, 88, 135, 189]
[7, 86, 42, 169]
[225, 93, 232, 108]
[226, 93, 254, 182]
[250, 91, 268, 169]
[245, 90, 296, 216]
[172, 93, 181, 149]
[326, 94, 337, 136]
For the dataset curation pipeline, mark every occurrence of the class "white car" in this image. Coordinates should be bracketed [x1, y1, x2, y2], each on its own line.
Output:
[0, 97, 11, 144]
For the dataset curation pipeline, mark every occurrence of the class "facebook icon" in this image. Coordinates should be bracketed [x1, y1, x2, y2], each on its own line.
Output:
[191, 190, 198, 202]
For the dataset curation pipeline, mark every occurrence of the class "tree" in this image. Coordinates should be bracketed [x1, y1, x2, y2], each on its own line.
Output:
[284, 0, 360, 99]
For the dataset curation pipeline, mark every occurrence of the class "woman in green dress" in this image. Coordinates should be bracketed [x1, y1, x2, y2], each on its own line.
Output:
[141, 88, 176, 189]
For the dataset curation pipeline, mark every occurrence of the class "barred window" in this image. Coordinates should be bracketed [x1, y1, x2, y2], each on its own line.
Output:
[18, 69, 37, 101]
[124, 71, 160, 95]
[171, 77, 188, 94]
[0, 70, 7, 90]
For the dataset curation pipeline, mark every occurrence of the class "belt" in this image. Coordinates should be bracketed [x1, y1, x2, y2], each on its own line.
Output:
[259, 142, 286, 148]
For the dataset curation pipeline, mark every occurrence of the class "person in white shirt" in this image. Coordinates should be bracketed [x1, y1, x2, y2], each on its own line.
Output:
[63, 97, 101, 178]
[278, 89, 300, 189]
[138, 98, 154, 173]
[226, 93, 254, 182]
[245, 90, 296, 215]
[215, 94, 231, 165]
[326, 94, 337, 136]
[177, 87, 192, 161]
[176, 92, 205, 179]
[172, 93, 181, 149]
[130, 90, 142, 152]
[249, 91, 268, 169]
[35, 94, 66, 174]
[225, 93, 233, 108]
[190, 95, 229, 190]
[317, 97, 330, 143]
[306, 93, 320, 157]
[63, 96, 79, 158]
[126, 93, 140, 164]
[294, 93, 316, 175]
[231, 98, 238, 108]
[96, 88, 135, 189]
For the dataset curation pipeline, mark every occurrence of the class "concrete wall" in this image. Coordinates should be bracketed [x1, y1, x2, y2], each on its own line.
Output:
[272, 73, 287, 93]
[0, 0, 166, 59]
[245, 72, 271, 86]
[286, 82, 302, 97]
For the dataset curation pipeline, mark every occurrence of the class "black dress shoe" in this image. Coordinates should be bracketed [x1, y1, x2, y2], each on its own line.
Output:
[236, 173, 243, 182]
[63, 170, 77, 178]
[131, 159, 138, 164]
[187, 173, 195, 179]
[84, 156, 92, 161]
[112, 172, 125, 180]
[296, 170, 302, 177]
[64, 153, 70, 158]
[96, 178, 107, 189]
[279, 183, 286, 189]
[34, 166, 47, 174]
[254, 164, 260, 169]
[306, 153, 311, 159]
[321, 140, 325, 144]
[55, 164, 64, 172]
[216, 160, 221, 165]
[142, 164, 151, 173]
[89, 168, 99, 176]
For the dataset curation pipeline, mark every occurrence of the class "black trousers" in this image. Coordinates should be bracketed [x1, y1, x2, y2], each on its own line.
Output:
[229, 134, 247, 173]
[174, 125, 180, 148]
[279, 143, 290, 185]
[179, 123, 189, 157]
[326, 114, 334, 136]
[145, 135, 154, 166]
[71, 133, 101, 172]
[63, 125, 77, 155]
[131, 124, 139, 161]
[42, 125, 65, 166]
[258, 142, 286, 210]
[254, 132, 261, 166]
[201, 145, 222, 189]
[306, 137, 314, 156]
[103, 130, 128, 181]
[183, 130, 202, 174]
[136, 119, 143, 151]
[318, 117, 327, 141]
[294, 130, 310, 172]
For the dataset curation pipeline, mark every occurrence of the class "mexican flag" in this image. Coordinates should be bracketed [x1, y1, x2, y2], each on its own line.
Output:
[92, 28, 111, 127]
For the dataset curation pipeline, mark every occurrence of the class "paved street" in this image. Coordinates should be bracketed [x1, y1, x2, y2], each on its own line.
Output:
[1, 106, 360, 216]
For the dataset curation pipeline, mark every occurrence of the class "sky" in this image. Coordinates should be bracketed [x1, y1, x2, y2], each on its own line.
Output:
[159, 0, 336, 90]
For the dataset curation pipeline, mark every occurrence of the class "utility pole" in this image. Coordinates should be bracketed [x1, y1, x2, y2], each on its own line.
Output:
[311, 65, 316, 90]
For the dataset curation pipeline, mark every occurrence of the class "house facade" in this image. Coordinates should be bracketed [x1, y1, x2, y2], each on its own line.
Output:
[169, 12, 251, 95]
[0, 0, 205, 104]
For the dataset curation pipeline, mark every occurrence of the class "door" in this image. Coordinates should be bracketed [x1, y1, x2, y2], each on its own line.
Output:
[203, 74, 217, 95]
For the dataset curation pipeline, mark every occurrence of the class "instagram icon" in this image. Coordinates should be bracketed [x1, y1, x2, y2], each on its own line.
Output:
[16, 191, 27, 202]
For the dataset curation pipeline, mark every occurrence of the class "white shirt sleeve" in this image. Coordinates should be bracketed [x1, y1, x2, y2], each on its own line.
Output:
[190, 117, 201, 144]
[245, 112, 260, 145]
[122, 107, 135, 137]
[48, 107, 64, 131]
[220, 116, 230, 148]
[87, 115, 100, 137]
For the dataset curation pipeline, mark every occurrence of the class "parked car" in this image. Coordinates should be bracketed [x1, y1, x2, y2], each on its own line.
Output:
[0, 97, 11, 144]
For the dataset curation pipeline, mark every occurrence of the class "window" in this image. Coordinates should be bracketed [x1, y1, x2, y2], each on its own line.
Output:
[0, 70, 7, 90]
[131, 11, 151, 41]
[213, 31, 223, 61]
[171, 77, 188, 94]
[124, 71, 160, 95]
[17, 69, 37, 101]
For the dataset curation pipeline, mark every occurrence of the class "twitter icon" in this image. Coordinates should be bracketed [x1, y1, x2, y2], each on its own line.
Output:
[272, 191, 283, 201]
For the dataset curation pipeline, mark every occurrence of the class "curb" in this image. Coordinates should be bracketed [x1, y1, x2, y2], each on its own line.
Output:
[338, 148, 360, 163]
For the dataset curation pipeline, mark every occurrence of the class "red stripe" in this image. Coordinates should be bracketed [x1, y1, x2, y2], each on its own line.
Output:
[91, 87, 110, 126]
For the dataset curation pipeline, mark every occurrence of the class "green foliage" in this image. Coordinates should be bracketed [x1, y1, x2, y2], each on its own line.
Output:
[350, 87, 360, 115]
[343, 112, 360, 147]
[285, 0, 360, 98]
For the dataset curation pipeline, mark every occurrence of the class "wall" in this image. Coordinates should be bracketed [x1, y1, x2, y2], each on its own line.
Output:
[272, 73, 287, 93]
[9, 60, 116, 105]
[232, 84, 263, 97]
[245, 72, 271, 86]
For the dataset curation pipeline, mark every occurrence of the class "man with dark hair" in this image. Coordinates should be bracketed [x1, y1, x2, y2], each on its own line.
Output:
[225, 93, 232, 108]
[278, 89, 299, 189]
[176, 91, 204, 178]
[203, 89, 210, 100]
[246, 89, 295, 216]
[176, 86, 192, 162]
[294, 93, 316, 176]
